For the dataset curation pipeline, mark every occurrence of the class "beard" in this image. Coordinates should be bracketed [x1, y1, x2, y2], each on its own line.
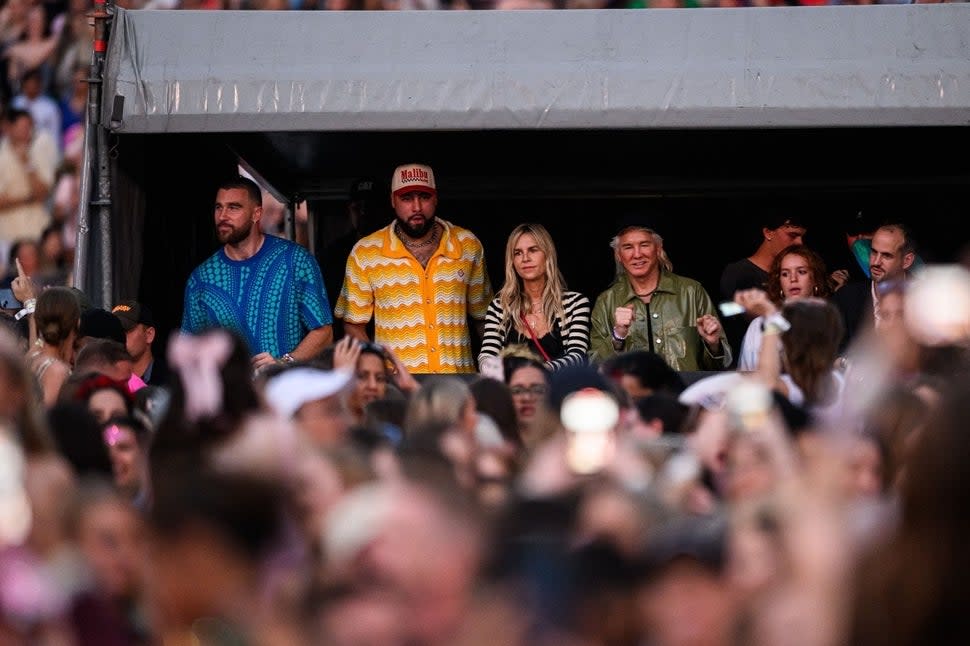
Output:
[397, 215, 436, 239]
[217, 219, 253, 245]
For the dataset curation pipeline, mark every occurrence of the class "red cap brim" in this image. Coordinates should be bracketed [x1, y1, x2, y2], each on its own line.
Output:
[392, 185, 436, 198]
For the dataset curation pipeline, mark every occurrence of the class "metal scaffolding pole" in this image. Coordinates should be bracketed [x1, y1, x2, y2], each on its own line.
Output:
[72, 0, 113, 306]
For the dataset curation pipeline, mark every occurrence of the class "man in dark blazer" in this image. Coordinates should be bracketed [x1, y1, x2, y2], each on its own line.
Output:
[834, 222, 916, 350]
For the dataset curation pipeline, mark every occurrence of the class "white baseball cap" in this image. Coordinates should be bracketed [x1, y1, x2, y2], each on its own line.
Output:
[264, 367, 352, 419]
[391, 163, 436, 197]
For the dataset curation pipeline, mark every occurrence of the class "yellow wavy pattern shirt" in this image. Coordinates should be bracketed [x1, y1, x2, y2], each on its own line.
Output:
[334, 219, 492, 373]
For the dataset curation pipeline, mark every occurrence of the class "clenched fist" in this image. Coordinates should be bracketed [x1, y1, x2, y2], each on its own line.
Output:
[614, 304, 635, 339]
[696, 313, 723, 348]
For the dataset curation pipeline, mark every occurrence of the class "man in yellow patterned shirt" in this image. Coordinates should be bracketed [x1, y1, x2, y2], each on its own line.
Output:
[334, 163, 493, 374]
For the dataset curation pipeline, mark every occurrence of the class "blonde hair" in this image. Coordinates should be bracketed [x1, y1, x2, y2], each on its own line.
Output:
[404, 376, 473, 433]
[499, 343, 543, 364]
[497, 224, 568, 334]
[609, 226, 674, 276]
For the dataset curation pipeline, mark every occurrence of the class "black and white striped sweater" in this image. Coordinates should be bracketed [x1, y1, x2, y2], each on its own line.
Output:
[477, 290, 591, 373]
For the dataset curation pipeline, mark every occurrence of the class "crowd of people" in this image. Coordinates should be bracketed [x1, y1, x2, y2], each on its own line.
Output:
[1, 156, 969, 646]
[1, 0, 86, 296]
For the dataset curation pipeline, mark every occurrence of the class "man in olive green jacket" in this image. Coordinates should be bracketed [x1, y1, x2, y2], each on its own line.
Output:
[589, 221, 731, 372]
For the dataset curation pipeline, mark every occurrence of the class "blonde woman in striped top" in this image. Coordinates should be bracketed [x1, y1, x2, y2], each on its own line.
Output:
[478, 223, 591, 373]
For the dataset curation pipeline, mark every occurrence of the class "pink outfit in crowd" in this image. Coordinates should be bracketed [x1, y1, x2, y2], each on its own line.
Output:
[128, 373, 147, 393]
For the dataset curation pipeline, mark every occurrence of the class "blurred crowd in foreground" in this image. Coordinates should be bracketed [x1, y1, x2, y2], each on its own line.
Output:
[2, 255, 970, 646]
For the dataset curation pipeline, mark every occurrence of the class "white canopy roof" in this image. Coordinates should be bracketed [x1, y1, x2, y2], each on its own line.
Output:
[104, 5, 970, 133]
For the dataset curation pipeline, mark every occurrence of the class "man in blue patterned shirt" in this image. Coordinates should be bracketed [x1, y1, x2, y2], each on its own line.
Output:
[181, 176, 333, 372]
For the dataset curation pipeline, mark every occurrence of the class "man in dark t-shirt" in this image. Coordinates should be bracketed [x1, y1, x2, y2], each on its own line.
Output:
[719, 215, 807, 368]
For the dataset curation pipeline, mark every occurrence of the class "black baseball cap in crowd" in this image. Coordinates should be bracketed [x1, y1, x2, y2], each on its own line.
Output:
[79, 308, 126, 344]
[111, 300, 155, 332]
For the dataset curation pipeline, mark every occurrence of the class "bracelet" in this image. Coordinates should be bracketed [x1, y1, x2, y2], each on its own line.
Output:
[279, 352, 296, 364]
[611, 327, 628, 343]
[14, 298, 36, 321]
[762, 312, 791, 336]
[763, 323, 782, 336]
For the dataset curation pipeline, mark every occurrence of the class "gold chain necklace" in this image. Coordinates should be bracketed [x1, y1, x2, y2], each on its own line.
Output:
[398, 222, 439, 249]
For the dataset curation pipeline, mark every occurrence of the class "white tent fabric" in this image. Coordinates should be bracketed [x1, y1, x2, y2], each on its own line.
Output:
[105, 6, 970, 133]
